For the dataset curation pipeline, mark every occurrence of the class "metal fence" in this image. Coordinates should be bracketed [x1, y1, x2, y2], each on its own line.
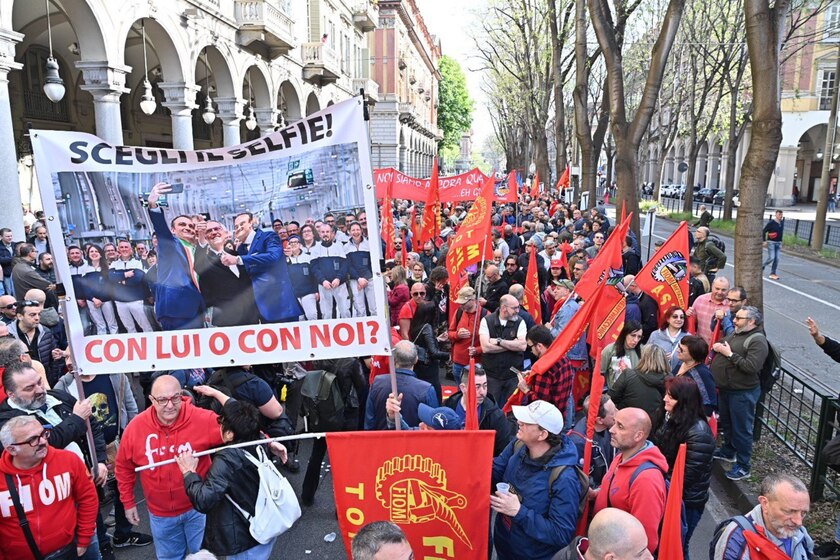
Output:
[644, 195, 840, 249]
[757, 359, 840, 500]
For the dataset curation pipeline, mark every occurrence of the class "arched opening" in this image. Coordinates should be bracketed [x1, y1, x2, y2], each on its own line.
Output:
[305, 92, 320, 116]
[278, 80, 302, 125]
[240, 64, 272, 141]
[797, 125, 831, 202]
[192, 45, 235, 148]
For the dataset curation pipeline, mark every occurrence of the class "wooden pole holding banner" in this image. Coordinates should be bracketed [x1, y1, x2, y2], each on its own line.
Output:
[464, 233, 491, 430]
[55, 290, 99, 481]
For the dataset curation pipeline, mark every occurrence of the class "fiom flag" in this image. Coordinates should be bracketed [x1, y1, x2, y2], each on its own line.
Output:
[327, 431, 495, 558]
[445, 177, 495, 293]
[634, 221, 690, 317]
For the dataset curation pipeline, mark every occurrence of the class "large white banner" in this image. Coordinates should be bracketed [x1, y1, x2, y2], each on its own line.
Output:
[31, 98, 390, 374]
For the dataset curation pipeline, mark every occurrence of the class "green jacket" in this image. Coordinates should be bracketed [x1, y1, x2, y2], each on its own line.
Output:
[710, 328, 769, 391]
[693, 239, 726, 273]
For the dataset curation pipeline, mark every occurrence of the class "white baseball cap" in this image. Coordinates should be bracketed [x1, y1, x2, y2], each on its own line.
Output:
[512, 400, 564, 435]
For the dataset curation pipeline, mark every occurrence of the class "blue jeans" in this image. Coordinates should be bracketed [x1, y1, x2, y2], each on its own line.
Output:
[80, 532, 101, 560]
[683, 505, 705, 559]
[149, 509, 206, 560]
[718, 386, 761, 470]
[228, 537, 277, 560]
[2, 277, 11, 297]
[763, 241, 782, 275]
[452, 362, 467, 383]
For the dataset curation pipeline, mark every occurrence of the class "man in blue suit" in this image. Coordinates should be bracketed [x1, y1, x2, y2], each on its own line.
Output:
[146, 183, 206, 330]
[220, 212, 302, 323]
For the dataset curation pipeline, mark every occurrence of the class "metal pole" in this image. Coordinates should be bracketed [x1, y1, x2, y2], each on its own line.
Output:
[814, 43, 840, 251]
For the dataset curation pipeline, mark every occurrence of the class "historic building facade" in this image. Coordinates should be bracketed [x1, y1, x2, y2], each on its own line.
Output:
[0, 0, 379, 238]
[369, 0, 442, 179]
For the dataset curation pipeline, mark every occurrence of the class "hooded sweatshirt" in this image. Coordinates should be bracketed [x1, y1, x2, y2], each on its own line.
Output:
[115, 397, 223, 517]
[607, 369, 669, 423]
[491, 437, 581, 560]
[593, 441, 668, 554]
[0, 447, 98, 559]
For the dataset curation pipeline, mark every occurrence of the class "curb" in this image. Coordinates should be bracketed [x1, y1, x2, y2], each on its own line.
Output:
[658, 216, 840, 271]
[712, 461, 758, 513]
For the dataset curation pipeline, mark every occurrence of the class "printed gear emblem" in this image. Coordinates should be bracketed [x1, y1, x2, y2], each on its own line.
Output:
[375, 454, 472, 549]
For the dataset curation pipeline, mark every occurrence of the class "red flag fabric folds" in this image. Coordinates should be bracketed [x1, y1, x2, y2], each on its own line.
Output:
[634, 221, 690, 317]
[574, 212, 632, 303]
[381, 176, 396, 260]
[327, 431, 495, 558]
[530, 171, 541, 198]
[523, 247, 542, 325]
[658, 443, 687, 560]
[445, 177, 495, 292]
[417, 158, 440, 246]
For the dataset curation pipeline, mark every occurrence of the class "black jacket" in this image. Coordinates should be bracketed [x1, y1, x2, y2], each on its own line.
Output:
[654, 418, 715, 508]
[183, 445, 263, 556]
[413, 323, 450, 364]
[0, 389, 107, 467]
[819, 336, 840, 364]
[195, 249, 260, 327]
[608, 369, 669, 423]
[637, 292, 660, 343]
[483, 278, 510, 312]
[444, 392, 515, 456]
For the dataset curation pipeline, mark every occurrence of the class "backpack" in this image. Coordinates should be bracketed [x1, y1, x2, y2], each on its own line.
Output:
[705, 234, 726, 269]
[744, 332, 782, 392]
[454, 305, 488, 327]
[608, 461, 686, 551]
[226, 445, 301, 544]
[300, 369, 350, 432]
[512, 440, 590, 517]
[709, 514, 812, 560]
[194, 368, 250, 413]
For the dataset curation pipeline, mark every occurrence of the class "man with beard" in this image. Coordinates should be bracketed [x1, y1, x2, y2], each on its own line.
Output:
[194, 221, 259, 327]
[712, 473, 813, 560]
[8, 299, 64, 384]
[36, 252, 56, 284]
[710, 306, 769, 481]
[11, 243, 54, 302]
[310, 222, 351, 319]
[220, 212, 302, 323]
[0, 415, 99, 559]
[146, 183, 206, 330]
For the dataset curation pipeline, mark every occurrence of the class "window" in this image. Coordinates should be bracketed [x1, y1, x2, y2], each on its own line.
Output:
[22, 47, 70, 122]
[819, 69, 836, 111]
[827, 3, 840, 40]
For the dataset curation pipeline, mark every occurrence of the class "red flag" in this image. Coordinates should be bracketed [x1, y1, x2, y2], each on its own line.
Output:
[576, 352, 605, 536]
[523, 247, 542, 325]
[381, 176, 396, 260]
[634, 221, 690, 317]
[465, 358, 479, 430]
[327, 431, 495, 558]
[445, 177, 495, 289]
[706, 321, 722, 365]
[530, 171, 540, 198]
[587, 283, 627, 353]
[417, 158, 440, 246]
[574, 212, 633, 302]
[742, 531, 797, 560]
[620, 201, 627, 224]
[558, 241, 571, 278]
[658, 443, 687, 559]
[504, 284, 605, 414]
[409, 204, 419, 244]
[508, 171, 520, 202]
[557, 165, 570, 190]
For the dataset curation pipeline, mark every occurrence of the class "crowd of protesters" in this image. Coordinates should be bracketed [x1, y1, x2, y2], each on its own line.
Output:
[0, 187, 819, 560]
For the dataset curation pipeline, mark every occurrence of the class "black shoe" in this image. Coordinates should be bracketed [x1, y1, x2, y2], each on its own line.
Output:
[815, 541, 840, 559]
[112, 532, 153, 548]
[282, 453, 301, 474]
[99, 543, 116, 560]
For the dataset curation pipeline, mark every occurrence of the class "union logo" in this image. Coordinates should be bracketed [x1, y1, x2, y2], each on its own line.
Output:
[494, 179, 510, 197]
[375, 454, 472, 549]
[651, 251, 687, 308]
[461, 196, 487, 229]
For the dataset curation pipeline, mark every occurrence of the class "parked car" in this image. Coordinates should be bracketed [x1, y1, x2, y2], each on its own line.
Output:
[696, 188, 718, 203]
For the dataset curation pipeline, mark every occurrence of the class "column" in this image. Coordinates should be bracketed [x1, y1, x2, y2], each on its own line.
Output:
[800, 151, 814, 201]
[159, 82, 200, 150]
[0, 29, 25, 240]
[76, 61, 130, 145]
[254, 108, 279, 135]
[707, 152, 721, 190]
[772, 146, 799, 206]
[215, 97, 245, 147]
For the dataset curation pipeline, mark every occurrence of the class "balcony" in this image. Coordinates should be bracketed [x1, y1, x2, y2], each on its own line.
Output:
[352, 78, 379, 104]
[398, 102, 418, 126]
[302, 43, 341, 85]
[234, 0, 297, 57]
[352, 2, 378, 32]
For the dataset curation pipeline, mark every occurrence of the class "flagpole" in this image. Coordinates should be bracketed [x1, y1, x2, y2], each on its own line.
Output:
[471, 233, 491, 339]
[135, 432, 328, 472]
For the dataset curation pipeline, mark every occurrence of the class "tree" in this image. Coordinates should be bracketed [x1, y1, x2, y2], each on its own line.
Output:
[437, 55, 474, 152]
[589, 0, 687, 233]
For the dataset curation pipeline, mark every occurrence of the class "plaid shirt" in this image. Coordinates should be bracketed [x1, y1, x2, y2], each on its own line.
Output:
[525, 357, 575, 409]
[691, 293, 729, 346]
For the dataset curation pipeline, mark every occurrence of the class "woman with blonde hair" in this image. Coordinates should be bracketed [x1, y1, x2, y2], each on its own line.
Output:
[609, 344, 671, 422]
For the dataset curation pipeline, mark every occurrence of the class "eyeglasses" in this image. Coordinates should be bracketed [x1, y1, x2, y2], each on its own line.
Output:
[670, 314, 685, 320]
[734, 315, 749, 322]
[150, 394, 182, 406]
[205, 226, 223, 234]
[412, 291, 426, 296]
[11, 428, 51, 447]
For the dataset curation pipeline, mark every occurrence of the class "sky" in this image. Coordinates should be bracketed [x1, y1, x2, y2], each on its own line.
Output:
[413, 0, 493, 153]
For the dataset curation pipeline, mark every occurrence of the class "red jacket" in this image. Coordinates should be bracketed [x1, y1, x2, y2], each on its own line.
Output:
[447, 306, 485, 365]
[593, 442, 668, 554]
[0, 447, 98, 559]
[116, 397, 223, 517]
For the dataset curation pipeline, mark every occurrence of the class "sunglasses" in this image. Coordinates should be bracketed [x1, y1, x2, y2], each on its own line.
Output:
[412, 291, 426, 296]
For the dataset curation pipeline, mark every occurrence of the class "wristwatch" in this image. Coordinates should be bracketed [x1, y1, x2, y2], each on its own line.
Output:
[496, 338, 502, 346]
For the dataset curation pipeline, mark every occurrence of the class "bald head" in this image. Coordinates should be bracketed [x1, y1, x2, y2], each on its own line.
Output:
[151, 375, 181, 396]
[609, 407, 652, 455]
[624, 407, 652, 436]
[508, 284, 525, 302]
[24, 289, 47, 306]
[586, 508, 651, 559]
